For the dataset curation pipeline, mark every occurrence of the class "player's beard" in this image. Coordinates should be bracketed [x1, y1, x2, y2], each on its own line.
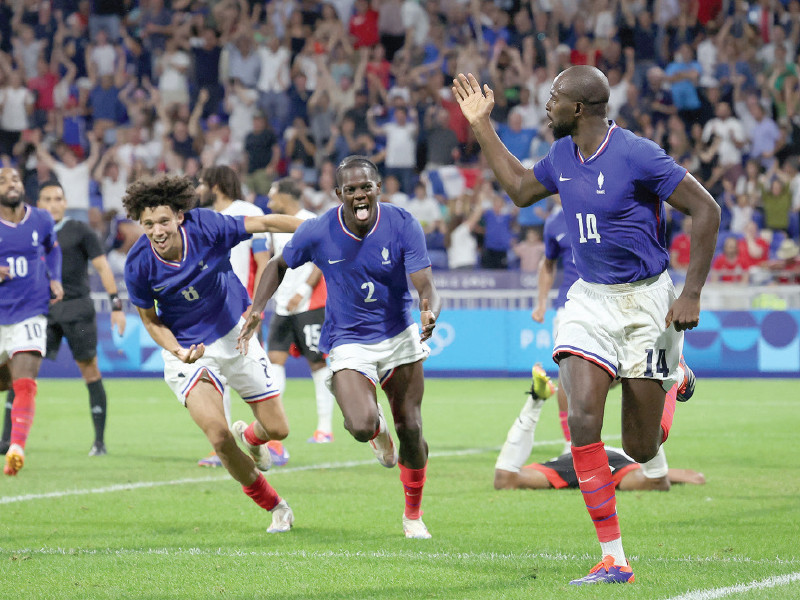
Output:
[551, 119, 576, 140]
[0, 190, 23, 208]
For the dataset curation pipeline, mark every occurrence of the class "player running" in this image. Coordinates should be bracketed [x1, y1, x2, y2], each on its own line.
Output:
[454, 66, 719, 583]
[239, 156, 441, 539]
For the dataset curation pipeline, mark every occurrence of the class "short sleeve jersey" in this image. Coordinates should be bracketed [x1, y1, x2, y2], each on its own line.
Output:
[0, 205, 60, 324]
[533, 123, 687, 284]
[281, 202, 430, 352]
[542, 207, 578, 309]
[56, 218, 104, 301]
[124, 209, 252, 346]
[220, 200, 268, 294]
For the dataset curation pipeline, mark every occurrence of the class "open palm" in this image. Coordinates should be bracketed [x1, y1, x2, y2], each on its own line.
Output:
[452, 73, 495, 125]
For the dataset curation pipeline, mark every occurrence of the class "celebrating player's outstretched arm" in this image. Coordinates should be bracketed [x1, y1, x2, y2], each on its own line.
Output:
[452, 73, 551, 207]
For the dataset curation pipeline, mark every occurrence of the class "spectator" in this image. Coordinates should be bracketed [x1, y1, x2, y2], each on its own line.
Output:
[711, 236, 750, 284]
[665, 43, 703, 125]
[738, 220, 770, 267]
[226, 33, 261, 90]
[766, 238, 800, 283]
[513, 227, 545, 274]
[36, 133, 101, 217]
[0, 69, 33, 157]
[476, 186, 517, 270]
[190, 26, 224, 119]
[497, 111, 537, 162]
[447, 195, 481, 270]
[243, 111, 280, 196]
[284, 116, 317, 183]
[349, 0, 379, 49]
[256, 33, 291, 133]
[156, 36, 191, 109]
[422, 106, 460, 170]
[225, 77, 258, 147]
[760, 165, 793, 234]
[405, 181, 443, 234]
[670, 215, 692, 272]
[381, 174, 410, 210]
[367, 103, 418, 194]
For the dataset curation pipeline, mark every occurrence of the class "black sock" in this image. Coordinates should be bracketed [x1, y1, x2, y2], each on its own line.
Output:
[1, 389, 14, 448]
[87, 380, 107, 444]
[0, 389, 14, 442]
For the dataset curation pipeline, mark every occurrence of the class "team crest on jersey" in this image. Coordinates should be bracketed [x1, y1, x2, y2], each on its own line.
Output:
[596, 172, 606, 195]
[381, 247, 391, 265]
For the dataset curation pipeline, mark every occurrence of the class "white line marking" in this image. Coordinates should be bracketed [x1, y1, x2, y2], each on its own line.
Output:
[665, 572, 800, 600]
[3, 443, 564, 505]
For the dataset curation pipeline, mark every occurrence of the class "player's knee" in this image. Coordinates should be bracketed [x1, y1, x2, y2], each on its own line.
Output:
[393, 419, 422, 444]
[263, 422, 289, 441]
[207, 426, 236, 453]
[345, 418, 377, 443]
[623, 439, 659, 464]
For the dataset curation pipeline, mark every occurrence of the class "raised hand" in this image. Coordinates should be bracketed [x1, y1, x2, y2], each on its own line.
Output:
[175, 343, 205, 363]
[452, 73, 495, 126]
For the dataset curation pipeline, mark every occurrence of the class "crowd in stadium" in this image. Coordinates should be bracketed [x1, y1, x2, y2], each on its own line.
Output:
[0, 0, 798, 284]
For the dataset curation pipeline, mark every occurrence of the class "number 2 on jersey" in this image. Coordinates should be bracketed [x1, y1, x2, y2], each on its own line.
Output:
[575, 213, 601, 244]
[361, 281, 377, 303]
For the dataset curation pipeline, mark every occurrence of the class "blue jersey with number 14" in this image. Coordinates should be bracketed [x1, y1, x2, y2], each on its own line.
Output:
[281, 202, 431, 353]
[0, 205, 60, 325]
[124, 208, 252, 346]
[533, 122, 687, 284]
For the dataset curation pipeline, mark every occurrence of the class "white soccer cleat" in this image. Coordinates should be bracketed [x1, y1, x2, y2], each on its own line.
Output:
[368, 404, 398, 468]
[232, 420, 272, 472]
[403, 515, 432, 539]
[267, 499, 294, 533]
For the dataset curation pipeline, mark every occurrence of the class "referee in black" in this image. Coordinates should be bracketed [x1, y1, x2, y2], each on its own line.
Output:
[1, 181, 126, 456]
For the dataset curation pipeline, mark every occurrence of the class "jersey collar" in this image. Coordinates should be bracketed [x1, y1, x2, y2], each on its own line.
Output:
[576, 121, 618, 164]
[149, 226, 188, 267]
[0, 204, 31, 227]
[337, 202, 382, 241]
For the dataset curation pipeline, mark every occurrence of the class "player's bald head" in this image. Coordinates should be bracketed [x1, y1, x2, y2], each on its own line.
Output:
[555, 66, 610, 115]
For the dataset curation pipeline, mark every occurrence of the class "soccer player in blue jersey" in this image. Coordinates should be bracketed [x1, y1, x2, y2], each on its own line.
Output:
[122, 175, 302, 533]
[0, 166, 64, 476]
[454, 66, 720, 584]
[238, 156, 442, 539]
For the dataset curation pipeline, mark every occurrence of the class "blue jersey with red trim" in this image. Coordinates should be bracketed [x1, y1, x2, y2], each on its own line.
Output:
[533, 123, 686, 284]
[0, 205, 60, 325]
[281, 202, 431, 352]
[124, 208, 252, 346]
[543, 207, 578, 309]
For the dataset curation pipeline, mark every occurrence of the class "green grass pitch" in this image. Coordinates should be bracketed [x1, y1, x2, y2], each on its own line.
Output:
[1, 377, 798, 599]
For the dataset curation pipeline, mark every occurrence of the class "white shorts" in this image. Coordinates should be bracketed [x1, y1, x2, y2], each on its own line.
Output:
[328, 324, 430, 388]
[0, 315, 47, 364]
[163, 319, 281, 407]
[553, 271, 683, 391]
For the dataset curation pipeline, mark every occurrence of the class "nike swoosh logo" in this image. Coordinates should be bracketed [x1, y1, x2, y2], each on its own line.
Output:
[577, 475, 596, 484]
[556, 233, 566, 242]
[559, 174, 572, 181]
[153, 285, 167, 292]
[328, 259, 345, 264]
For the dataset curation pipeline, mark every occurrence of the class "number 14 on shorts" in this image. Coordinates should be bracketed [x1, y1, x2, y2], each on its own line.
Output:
[644, 348, 669, 377]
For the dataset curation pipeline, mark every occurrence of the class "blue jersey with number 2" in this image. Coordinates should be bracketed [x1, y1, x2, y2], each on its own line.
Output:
[533, 122, 687, 284]
[281, 202, 431, 353]
[124, 208, 252, 346]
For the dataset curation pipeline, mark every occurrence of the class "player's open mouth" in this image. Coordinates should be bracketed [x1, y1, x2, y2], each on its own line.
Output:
[353, 202, 370, 221]
[152, 236, 169, 250]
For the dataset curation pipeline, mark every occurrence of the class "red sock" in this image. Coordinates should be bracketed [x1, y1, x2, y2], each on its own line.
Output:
[399, 463, 427, 520]
[10, 378, 36, 449]
[244, 422, 267, 446]
[572, 441, 620, 543]
[559, 411, 571, 442]
[661, 384, 678, 444]
[242, 473, 280, 511]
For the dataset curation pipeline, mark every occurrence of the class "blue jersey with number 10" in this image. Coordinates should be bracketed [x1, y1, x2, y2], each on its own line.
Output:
[281, 202, 431, 353]
[124, 208, 252, 346]
[0, 206, 60, 325]
[533, 123, 687, 284]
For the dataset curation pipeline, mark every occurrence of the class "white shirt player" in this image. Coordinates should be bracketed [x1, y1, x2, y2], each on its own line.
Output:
[220, 200, 268, 293]
[269, 208, 317, 316]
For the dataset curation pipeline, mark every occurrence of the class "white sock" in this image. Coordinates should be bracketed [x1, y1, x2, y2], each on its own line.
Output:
[600, 538, 627, 566]
[494, 397, 544, 472]
[271, 363, 286, 396]
[640, 444, 669, 479]
[222, 387, 232, 427]
[311, 366, 334, 433]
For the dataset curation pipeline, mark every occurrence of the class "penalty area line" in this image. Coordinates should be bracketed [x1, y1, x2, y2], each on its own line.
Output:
[0, 442, 570, 505]
[664, 571, 800, 600]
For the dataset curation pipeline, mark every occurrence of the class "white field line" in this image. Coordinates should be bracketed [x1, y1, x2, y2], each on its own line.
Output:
[0, 440, 573, 506]
[665, 572, 800, 600]
[0, 546, 798, 569]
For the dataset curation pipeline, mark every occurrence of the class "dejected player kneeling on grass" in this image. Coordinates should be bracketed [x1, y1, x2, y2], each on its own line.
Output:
[122, 175, 302, 533]
[238, 156, 442, 539]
